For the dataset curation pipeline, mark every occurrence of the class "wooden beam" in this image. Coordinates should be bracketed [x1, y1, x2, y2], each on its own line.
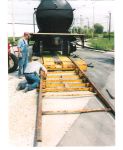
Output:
[47, 75, 79, 78]
[46, 79, 82, 83]
[45, 83, 89, 88]
[42, 93, 96, 98]
[36, 81, 43, 142]
[42, 108, 111, 115]
[42, 87, 90, 92]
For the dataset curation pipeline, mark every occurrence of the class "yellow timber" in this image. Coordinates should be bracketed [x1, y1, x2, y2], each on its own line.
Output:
[39, 55, 93, 93]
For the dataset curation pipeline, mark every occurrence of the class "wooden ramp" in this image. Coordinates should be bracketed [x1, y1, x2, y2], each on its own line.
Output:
[34, 54, 113, 146]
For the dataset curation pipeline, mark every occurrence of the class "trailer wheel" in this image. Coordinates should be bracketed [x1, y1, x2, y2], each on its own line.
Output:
[70, 43, 76, 53]
[62, 41, 70, 56]
[8, 53, 18, 73]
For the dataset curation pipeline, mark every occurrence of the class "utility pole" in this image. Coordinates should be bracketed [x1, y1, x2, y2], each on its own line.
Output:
[108, 12, 111, 40]
[80, 15, 83, 27]
[33, 13, 36, 33]
[86, 17, 89, 35]
[33, 8, 37, 33]
[86, 17, 89, 29]
[92, 3, 95, 38]
[105, 15, 109, 34]
[11, 0, 15, 42]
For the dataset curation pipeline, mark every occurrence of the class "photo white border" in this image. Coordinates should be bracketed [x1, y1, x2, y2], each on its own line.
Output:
[0, 0, 123, 150]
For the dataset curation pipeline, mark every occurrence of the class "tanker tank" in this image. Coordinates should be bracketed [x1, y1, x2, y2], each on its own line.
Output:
[31, 0, 80, 56]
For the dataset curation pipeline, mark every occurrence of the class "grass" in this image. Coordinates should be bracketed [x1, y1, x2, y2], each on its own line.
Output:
[8, 37, 20, 46]
[8, 37, 34, 46]
[88, 37, 114, 51]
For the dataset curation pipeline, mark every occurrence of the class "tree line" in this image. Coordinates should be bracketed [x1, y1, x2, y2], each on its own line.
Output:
[70, 23, 114, 39]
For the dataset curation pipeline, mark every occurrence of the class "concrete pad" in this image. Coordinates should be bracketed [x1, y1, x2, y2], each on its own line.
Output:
[39, 94, 106, 146]
[43, 96, 94, 111]
[58, 112, 115, 146]
[41, 114, 79, 146]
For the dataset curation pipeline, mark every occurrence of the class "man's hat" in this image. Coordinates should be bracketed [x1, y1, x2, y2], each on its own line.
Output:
[24, 32, 30, 37]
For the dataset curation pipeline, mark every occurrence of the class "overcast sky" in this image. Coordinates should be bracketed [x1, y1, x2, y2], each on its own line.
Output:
[8, 0, 115, 36]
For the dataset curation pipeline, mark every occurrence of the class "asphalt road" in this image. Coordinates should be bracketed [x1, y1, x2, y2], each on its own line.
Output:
[72, 48, 115, 105]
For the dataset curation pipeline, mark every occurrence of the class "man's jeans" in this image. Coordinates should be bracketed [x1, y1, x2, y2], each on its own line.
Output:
[25, 73, 40, 91]
[18, 52, 28, 76]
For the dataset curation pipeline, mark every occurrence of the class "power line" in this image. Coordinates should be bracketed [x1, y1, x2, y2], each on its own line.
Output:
[8, 22, 37, 25]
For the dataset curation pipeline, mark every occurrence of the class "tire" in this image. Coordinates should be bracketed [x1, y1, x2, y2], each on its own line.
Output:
[70, 43, 76, 53]
[32, 42, 41, 56]
[8, 53, 18, 73]
[62, 41, 70, 56]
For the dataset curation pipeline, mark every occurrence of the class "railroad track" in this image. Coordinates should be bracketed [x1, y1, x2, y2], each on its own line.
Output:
[33, 54, 115, 146]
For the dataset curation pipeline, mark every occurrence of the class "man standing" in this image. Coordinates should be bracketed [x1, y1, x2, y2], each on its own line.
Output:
[16, 60, 47, 93]
[17, 32, 30, 78]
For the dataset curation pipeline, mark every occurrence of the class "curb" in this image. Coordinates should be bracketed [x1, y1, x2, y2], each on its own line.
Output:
[84, 45, 114, 53]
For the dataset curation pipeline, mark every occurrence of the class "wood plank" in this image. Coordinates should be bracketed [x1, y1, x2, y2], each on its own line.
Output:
[42, 93, 96, 97]
[47, 75, 80, 79]
[46, 81, 82, 84]
[42, 108, 111, 115]
[42, 87, 90, 92]
[46, 83, 89, 88]
[36, 81, 43, 142]
[47, 68, 75, 71]
[47, 71, 75, 74]
[46, 80, 83, 83]
[47, 73, 76, 76]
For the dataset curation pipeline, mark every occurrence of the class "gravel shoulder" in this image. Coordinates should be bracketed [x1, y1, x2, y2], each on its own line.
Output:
[9, 71, 37, 146]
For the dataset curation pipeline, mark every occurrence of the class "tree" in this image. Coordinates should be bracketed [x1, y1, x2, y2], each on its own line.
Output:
[71, 26, 78, 33]
[83, 26, 88, 34]
[94, 23, 104, 34]
[77, 27, 83, 34]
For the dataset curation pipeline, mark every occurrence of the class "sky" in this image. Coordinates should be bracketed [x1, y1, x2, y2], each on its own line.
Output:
[8, 0, 115, 37]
